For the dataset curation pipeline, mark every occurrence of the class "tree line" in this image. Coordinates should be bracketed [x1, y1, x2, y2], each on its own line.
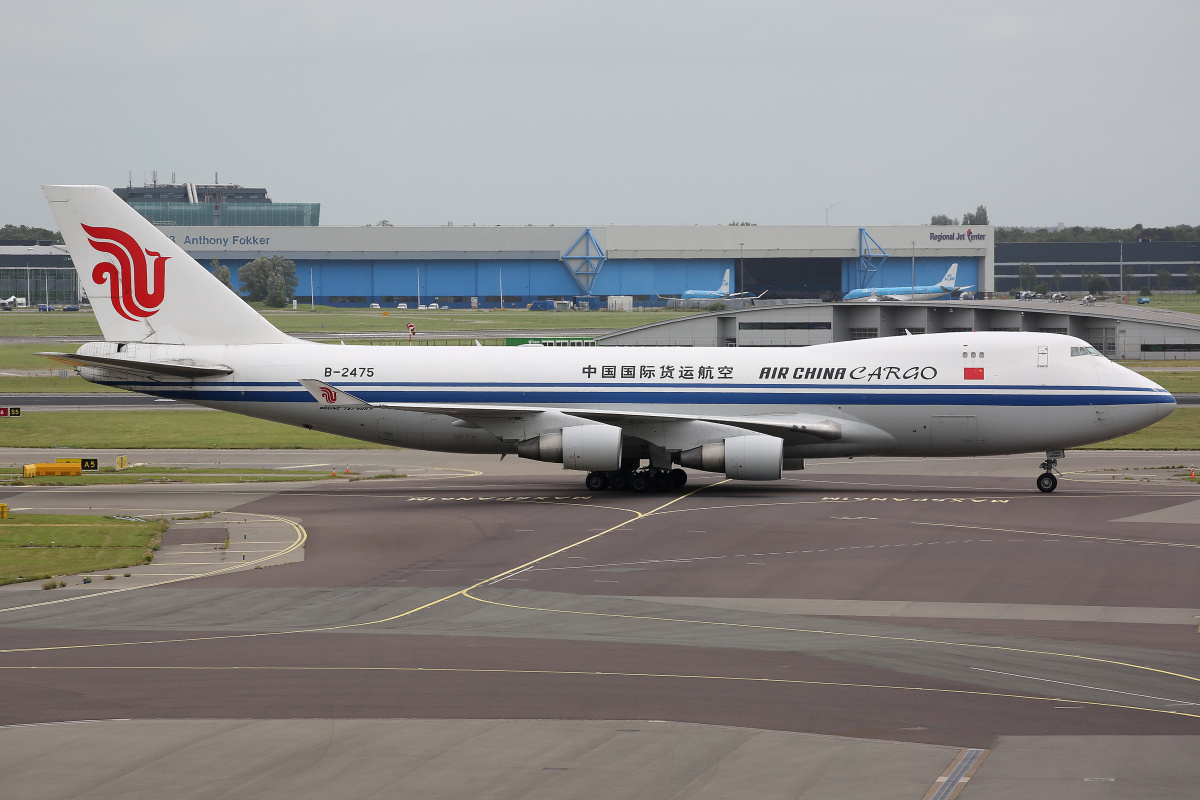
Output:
[210, 255, 298, 307]
[0, 224, 63, 243]
[1014, 262, 1200, 296]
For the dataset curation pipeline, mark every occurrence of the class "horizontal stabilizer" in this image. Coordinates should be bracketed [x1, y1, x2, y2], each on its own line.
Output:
[36, 352, 232, 378]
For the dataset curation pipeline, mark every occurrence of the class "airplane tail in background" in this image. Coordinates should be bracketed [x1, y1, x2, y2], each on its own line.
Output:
[939, 263, 959, 287]
[43, 185, 287, 346]
[717, 268, 731, 294]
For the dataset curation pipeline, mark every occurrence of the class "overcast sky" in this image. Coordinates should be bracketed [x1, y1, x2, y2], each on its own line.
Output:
[4, 1, 1197, 230]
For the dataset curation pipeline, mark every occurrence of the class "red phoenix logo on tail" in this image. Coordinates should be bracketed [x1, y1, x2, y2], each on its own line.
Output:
[319, 387, 338, 403]
[83, 225, 168, 320]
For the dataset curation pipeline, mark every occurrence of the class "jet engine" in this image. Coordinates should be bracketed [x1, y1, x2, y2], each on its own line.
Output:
[679, 434, 784, 481]
[517, 424, 623, 471]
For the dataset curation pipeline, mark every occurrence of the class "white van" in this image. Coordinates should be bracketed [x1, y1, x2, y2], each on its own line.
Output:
[396, 303, 407, 309]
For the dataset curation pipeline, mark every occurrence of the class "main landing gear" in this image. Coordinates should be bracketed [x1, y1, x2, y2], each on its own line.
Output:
[1037, 452, 1063, 493]
[586, 468, 688, 493]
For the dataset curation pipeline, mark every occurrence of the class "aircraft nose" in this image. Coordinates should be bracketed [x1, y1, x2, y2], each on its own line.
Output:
[1157, 392, 1177, 421]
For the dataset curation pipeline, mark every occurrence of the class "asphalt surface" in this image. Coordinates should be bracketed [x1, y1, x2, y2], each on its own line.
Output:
[0, 449, 1197, 798]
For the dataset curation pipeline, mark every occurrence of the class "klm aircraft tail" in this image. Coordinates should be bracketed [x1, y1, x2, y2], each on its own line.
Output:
[43, 185, 287, 346]
[717, 268, 731, 294]
[938, 263, 959, 287]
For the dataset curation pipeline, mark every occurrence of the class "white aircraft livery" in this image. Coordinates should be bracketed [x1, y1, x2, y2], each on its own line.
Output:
[843, 263, 973, 302]
[42, 185, 1175, 493]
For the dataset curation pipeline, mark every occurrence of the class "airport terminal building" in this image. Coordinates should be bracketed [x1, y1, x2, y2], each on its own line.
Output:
[160, 223, 993, 307]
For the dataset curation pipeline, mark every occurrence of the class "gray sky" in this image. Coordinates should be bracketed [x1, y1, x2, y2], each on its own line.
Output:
[4, 1, 1197, 230]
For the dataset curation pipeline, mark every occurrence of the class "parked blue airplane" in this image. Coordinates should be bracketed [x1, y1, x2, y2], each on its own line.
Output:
[843, 263, 972, 302]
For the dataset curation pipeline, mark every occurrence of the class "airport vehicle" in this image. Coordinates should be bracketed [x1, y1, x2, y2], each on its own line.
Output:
[39, 185, 1175, 493]
[1138, 296, 1151, 305]
[843, 263, 973, 302]
[1, 295, 27, 308]
[37, 304, 55, 311]
[659, 268, 767, 301]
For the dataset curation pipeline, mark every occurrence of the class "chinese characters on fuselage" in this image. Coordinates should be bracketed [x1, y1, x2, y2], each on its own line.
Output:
[580, 365, 939, 381]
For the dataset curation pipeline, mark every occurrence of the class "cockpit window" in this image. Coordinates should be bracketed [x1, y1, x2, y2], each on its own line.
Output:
[1070, 346, 1103, 357]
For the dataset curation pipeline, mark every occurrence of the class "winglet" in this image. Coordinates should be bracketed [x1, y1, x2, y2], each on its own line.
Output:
[298, 379, 373, 408]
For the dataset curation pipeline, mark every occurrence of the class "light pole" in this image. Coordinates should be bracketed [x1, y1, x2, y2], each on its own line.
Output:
[499, 265, 504, 310]
[416, 266, 421, 307]
[309, 265, 314, 310]
[739, 243, 744, 297]
[911, 241, 916, 299]
[1119, 239, 1123, 298]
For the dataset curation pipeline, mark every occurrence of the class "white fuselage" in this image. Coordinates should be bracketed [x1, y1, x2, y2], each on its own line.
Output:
[74, 332, 1174, 460]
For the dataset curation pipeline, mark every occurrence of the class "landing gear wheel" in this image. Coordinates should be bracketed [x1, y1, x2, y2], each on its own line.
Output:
[608, 471, 630, 491]
[668, 469, 688, 489]
[1036, 472, 1058, 493]
[630, 474, 651, 493]
[585, 472, 608, 491]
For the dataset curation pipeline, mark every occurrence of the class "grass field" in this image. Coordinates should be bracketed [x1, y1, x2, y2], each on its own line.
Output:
[0, 409, 392, 449]
[0, 376, 122, 393]
[1078, 407, 1200, 450]
[0, 305, 698, 339]
[0, 514, 166, 585]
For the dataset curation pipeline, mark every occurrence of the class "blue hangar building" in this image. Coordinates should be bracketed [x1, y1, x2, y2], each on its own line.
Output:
[156, 223, 993, 308]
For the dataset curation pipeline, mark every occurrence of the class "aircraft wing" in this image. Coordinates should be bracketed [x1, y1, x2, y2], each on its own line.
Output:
[298, 379, 844, 443]
[37, 352, 234, 378]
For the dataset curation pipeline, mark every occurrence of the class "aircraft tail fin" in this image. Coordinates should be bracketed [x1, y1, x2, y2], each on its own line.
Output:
[718, 268, 731, 294]
[43, 185, 287, 346]
[939, 262, 959, 287]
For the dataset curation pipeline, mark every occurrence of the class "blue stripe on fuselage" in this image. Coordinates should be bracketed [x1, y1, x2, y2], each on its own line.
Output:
[99, 383, 1173, 407]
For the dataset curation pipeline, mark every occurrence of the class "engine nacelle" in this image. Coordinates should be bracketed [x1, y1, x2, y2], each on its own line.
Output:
[679, 435, 783, 481]
[562, 424, 623, 471]
[517, 425, 622, 472]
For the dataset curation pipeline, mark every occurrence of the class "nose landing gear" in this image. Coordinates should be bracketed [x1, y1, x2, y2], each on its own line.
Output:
[1037, 452, 1063, 493]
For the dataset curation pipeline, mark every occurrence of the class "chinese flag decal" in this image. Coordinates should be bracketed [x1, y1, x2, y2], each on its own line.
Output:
[964, 367, 984, 380]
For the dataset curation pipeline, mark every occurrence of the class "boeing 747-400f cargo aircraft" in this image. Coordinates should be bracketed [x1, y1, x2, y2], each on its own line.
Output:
[40, 186, 1175, 493]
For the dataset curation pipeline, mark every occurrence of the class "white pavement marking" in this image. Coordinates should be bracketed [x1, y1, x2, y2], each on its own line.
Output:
[970, 667, 1198, 706]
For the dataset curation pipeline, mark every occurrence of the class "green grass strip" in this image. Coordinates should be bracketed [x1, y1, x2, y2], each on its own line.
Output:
[0, 514, 166, 585]
[0, 409, 392, 450]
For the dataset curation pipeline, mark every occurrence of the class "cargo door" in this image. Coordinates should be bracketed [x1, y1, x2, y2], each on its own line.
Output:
[931, 415, 978, 453]
[378, 416, 400, 444]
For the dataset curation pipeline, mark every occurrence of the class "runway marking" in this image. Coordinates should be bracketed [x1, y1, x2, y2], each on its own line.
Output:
[0, 665, 1196, 720]
[0, 513, 306, 616]
[970, 668, 1197, 706]
[458, 592, 1200, 687]
[650, 496, 1019, 517]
